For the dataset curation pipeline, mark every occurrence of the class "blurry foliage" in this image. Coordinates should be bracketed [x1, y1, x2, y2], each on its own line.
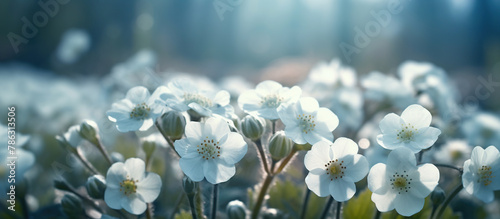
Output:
[343, 189, 375, 219]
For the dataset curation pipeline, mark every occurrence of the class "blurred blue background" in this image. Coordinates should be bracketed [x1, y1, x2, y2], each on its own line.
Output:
[1, 0, 499, 82]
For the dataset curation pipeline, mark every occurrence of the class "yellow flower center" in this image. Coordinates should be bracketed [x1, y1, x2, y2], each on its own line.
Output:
[325, 159, 346, 180]
[130, 102, 151, 119]
[396, 123, 418, 142]
[261, 94, 283, 108]
[478, 165, 494, 186]
[184, 93, 213, 108]
[390, 171, 413, 194]
[197, 136, 221, 160]
[297, 114, 316, 134]
[120, 177, 138, 196]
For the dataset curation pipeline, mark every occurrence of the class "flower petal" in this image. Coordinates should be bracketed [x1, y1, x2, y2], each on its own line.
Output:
[185, 121, 204, 139]
[379, 113, 404, 134]
[175, 138, 198, 158]
[305, 141, 332, 174]
[219, 133, 247, 165]
[106, 163, 127, 189]
[330, 179, 356, 202]
[126, 86, 150, 104]
[400, 104, 432, 129]
[207, 117, 231, 140]
[343, 154, 369, 183]
[124, 158, 146, 180]
[368, 163, 389, 194]
[371, 191, 396, 212]
[121, 195, 147, 215]
[104, 188, 123, 210]
[386, 148, 416, 170]
[410, 164, 439, 198]
[136, 172, 162, 203]
[331, 137, 358, 159]
[412, 127, 441, 149]
[179, 157, 205, 182]
[203, 160, 236, 184]
[116, 119, 144, 132]
[394, 193, 425, 216]
[315, 108, 339, 132]
[214, 90, 230, 106]
[298, 97, 319, 114]
[305, 173, 331, 197]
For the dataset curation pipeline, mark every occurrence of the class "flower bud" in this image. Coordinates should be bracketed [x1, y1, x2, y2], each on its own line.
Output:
[110, 152, 124, 163]
[431, 186, 445, 207]
[183, 176, 198, 195]
[79, 120, 99, 144]
[85, 175, 106, 199]
[226, 200, 247, 219]
[241, 115, 266, 140]
[61, 193, 84, 217]
[268, 131, 293, 161]
[231, 113, 241, 132]
[54, 179, 71, 192]
[160, 111, 186, 140]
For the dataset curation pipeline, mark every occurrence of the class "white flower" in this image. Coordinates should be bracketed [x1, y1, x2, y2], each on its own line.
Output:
[56, 29, 90, 64]
[361, 71, 416, 109]
[462, 146, 500, 203]
[166, 78, 234, 119]
[107, 86, 166, 132]
[306, 59, 357, 88]
[174, 117, 247, 184]
[238, 80, 301, 120]
[277, 97, 338, 145]
[104, 158, 162, 215]
[304, 138, 369, 201]
[368, 147, 439, 216]
[461, 113, 500, 149]
[62, 124, 82, 147]
[433, 140, 471, 165]
[377, 104, 441, 153]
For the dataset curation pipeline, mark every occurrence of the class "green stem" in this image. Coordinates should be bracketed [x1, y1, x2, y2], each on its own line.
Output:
[275, 148, 298, 174]
[374, 210, 381, 219]
[433, 163, 463, 174]
[156, 122, 181, 158]
[320, 197, 334, 219]
[60, 179, 103, 213]
[95, 138, 113, 166]
[300, 189, 311, 219]
[251, 174, 274, 219]
[336, 201, 342, 219]
[146, 203, 153, 219]
[255, 139, 271, 174]
[272, 120, 276, 134]
[211, 184, 219, 219]
[187, 194, 198, 219]
[434, 183, 463, 219]
[195, 183, 205, 219]
[75, 147, 100, 175]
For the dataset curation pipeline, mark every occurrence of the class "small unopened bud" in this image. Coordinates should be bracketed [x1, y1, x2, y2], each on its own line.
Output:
[61, 193, 84, 217]
[183, 176, 198, 195]
[226, 200, 247, 219]
[241, 115, 266, 140]
[268, 131, 293, 161]
[431, 186, 446, 207]
[231, 114, 241, 131]
[110, 152, 124, 163]
[86, 175, 106, 199]
[142, 141, 156, 157]
[79, 120, 99, 144]
[262, 208, 284, 219]
[160, 111, 186, 140]
[54, 179, 71, 192]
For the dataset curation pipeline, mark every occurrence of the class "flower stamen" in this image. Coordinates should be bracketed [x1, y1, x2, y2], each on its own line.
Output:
[130, 102, 151, 119]
[297, 114, 316, 134]
[396, 123, 418, 142]
[325, 159, 346, 180]
[478, 165, 494, 186]
[119, 176, 138, 196]
[197, 136, 221, 160]
[390, 171, 412, 194]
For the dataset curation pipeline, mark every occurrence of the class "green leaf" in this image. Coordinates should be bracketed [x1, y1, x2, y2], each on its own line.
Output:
[343, 189, 376, 219]
[174, 209, 193, 219]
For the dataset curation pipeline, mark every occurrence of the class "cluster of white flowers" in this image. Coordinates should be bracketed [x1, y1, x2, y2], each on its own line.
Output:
[9, 56, 495, 218]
